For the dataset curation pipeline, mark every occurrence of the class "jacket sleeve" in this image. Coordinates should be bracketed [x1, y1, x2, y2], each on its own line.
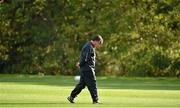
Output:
[79, 46, 91, 67]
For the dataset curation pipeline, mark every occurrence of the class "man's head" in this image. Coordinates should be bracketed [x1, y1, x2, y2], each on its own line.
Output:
[91, 35, 103, 47]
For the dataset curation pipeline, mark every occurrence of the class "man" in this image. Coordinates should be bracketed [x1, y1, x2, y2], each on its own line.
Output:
[67, 35, 103, 104]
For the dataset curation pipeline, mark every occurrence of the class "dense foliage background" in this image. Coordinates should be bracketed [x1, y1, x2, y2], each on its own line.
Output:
[0, 0, 180, 77]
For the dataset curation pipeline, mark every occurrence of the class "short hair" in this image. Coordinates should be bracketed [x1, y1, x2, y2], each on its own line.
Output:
[92, 34, 103, 44]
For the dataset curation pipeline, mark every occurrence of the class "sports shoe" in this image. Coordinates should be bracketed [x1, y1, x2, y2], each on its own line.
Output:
[93, 101, 102, 104]
[67, 96, 74, 103]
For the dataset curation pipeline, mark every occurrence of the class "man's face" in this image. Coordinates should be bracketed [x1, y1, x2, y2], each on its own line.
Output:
[94, 41, 101, 48]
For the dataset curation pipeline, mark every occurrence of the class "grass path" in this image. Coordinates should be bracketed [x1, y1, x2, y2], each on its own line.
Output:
[0, 75, 180, 108]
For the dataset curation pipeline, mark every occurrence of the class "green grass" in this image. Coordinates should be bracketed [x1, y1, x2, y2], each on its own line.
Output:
[0, 75, 180, 108]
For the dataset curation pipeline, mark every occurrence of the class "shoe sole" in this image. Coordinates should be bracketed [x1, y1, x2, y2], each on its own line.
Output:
[93, 102, 102, 104]
[67, 97, 74, 103]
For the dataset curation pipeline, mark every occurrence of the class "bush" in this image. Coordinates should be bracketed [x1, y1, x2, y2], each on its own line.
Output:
[150, 52, 171, 76]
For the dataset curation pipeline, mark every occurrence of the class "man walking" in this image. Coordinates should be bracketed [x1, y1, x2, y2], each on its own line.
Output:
[67, 35, 103, 104]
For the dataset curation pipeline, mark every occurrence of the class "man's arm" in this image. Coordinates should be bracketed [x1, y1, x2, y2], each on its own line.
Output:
[79, 46, 91, 67]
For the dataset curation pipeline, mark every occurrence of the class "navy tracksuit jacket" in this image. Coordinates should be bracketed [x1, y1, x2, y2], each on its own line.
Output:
[70, 42, 98, 102]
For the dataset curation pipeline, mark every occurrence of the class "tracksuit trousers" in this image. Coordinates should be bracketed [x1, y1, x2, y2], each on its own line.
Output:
[70, 70, 98, 102]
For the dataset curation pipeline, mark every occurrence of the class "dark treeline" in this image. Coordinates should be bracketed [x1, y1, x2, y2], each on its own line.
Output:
[0, 0, 180, 77]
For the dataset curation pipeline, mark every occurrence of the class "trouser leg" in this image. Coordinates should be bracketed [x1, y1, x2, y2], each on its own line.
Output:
[84, 71, 98, 102]
[86, 79, 98, 102]
[70, 76, 85, 98]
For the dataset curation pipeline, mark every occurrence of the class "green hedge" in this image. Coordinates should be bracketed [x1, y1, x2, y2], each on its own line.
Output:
[0, 0, 179, 77]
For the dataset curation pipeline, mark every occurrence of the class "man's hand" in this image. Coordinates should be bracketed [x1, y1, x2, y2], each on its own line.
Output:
[76, 62, 80, 69]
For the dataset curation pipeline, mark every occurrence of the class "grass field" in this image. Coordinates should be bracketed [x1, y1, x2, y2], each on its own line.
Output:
[0, 75, 180, 108]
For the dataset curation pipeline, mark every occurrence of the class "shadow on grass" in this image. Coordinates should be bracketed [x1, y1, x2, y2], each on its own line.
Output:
[0, 102, 106, 107]
[0, 75, 180, 90]
[0, 103, 66, 105]
[0, 103, 102, 107]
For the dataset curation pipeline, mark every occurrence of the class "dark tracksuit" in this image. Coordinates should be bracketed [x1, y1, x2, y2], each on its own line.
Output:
[70, 42, 98, 102]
